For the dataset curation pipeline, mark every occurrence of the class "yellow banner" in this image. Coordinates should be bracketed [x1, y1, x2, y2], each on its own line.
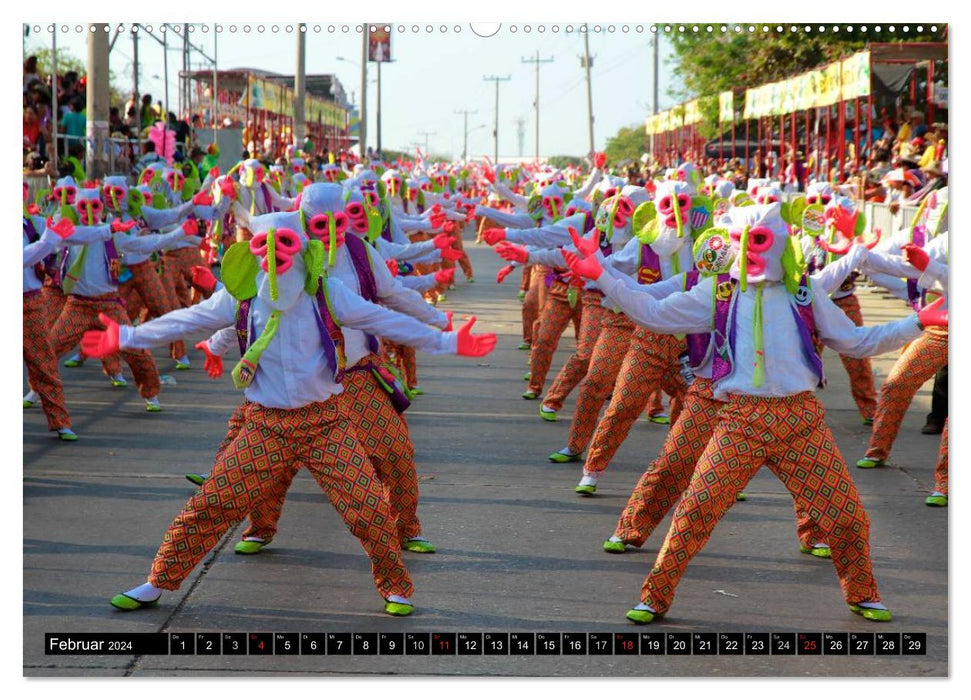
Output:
[841, 50, 871, 101]
[719, 91, 734, 122]
[817, 62, 843, 107]
[684, 99, 702, 126]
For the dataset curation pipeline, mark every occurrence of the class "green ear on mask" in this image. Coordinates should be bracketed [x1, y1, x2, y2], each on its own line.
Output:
[449, 175, 456, 191]
[788, 196, 807, 227]
[781, 235, 807, 295]
[854, 210, 867, 236]
[376, 181, 387, 199]
[151, 192, 167, 208]
[221, 241, 260, 300]
[801, 203, 826, 237]
[690, 195, 714, 238]
[35, 189, 50, 207]
[367, 206, 384, 243]
[60, 204, 79, 224]
[692, 227, 730, 259]
[733, 193, 754, 207]
[303, 238, 326, 294]
[562, 191, 574, 206]
[632, 201, 658, 243]
[527, 194, 544, 220]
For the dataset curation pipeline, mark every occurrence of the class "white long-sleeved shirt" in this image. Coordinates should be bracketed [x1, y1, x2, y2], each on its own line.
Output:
[121, 279, 458, 409]
[60, 225, 198, 297]
[475, 204, 536, 230]
[23, 222, 64, 293]
[596, 270, 922, 400]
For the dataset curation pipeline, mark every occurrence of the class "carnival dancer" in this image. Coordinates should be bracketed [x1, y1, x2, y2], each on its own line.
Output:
[561, 201, 944, 624]
[85, 211, 496, 617]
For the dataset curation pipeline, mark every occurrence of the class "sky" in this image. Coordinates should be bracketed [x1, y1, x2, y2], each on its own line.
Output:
[24, 23, 681, 159]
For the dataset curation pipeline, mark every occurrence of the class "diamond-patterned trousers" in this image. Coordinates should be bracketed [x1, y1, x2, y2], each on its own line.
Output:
[640, 392, 881, 615]
[816, 294, 877, 420]
[149, 399, 413, 599]
[121, 260, 185, 360]
[527, 290, 583, 396]
[544, 291, 607, 412]
[935, 419, 948, 495]
[23, 292, 71, 430]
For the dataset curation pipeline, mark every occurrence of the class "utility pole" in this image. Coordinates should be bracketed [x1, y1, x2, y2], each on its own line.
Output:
[212, 24, 218, 129]
[183, 23, 190, 118]
[376, 61, 382, 154]
[162, 28, 169, 119]
[582, 27, 596, 155]
[360, 25, 368, 157]
[417, 130, 437, 156]
[86, 23, 110, 178]
[132, 25, 139, 98]
[521, 51, 554, 162]
[294, 23, 306, 147]
[454, 109, 478, 162]
[483, 74, 510, 164]
[652, 31, 659, 115]
[516, 117, 525, 157]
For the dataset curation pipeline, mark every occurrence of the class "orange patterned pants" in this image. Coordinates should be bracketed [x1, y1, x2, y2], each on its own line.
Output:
[566, 312, 635, 455]
[149, 399, 413, 599]
[383, 342, 418, 389]
[640, 392, 881, 615]
[49, 294, 160, 399]
[244, 356, 423, 544]
[23, 292, 71, 431]
[544, 291, 607, 412]
[121, 260, 186, 360]
[43, 284, 116, 375]
[817, 294, 877, 420]
[521, 265, 548, 345]
[864, 330, 948, 462]
[440, 223, 474, 280]
[583, 328, 687, 473]
[527, 290, 583, 395]
[162, 246, 203, 309]
[934, 420, 948, 495]
[615, 378, 826, 549]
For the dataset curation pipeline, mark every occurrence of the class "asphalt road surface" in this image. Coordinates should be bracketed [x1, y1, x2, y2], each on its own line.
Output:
[23, 241, 947, 677]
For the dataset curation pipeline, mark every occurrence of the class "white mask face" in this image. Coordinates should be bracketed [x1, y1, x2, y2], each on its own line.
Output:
[651, 181, 692, 257]
[249, 212, 307, 312]
[727, 203, 790, 286]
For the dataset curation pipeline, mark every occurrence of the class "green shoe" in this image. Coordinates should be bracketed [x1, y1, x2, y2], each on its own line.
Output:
[111, 377, 129, 388]
[175, 361, 191, 370]
[523, 372, 532, 381]
[575, 484, 597, 496]
[539, 406, 557, 422]
[862, 416, 874, 426]
[23, 399, 35, 409]
[522, 390, 538, 400]
[234, 539, 267, 555]
[438, 294, 447, 302]
[63, 358, 84, 368]
[603, 539, 627, 554]
[647, 414, 670, 425]
[517, 291, 526, 301]
[855, 457, 885, 469]
[145, 401, 162, 412]
[58, 430, 79, 442]
[549, 450, 581, 464]
[110, 593, 160, 611]
[849, 604, 892, 622]
[403, 538, 436, 553]
[384, 600, 415, 617]
[466, 278, 475, 284]
[799, 544, 832, 559]
[517, 341, 531, 350]
[626, 607, 657, 625]
[410, 386, 424, 396]
[925, 494, 948, 507]
[735, 492, 748, 501]
[185, 473, 207, 486]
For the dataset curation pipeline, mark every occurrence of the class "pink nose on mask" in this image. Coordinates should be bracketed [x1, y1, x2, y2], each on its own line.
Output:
[658, 194, 691, 227]
[731, 225, 775, 277]
[249, 229, 302, 274]
[78, 200, 103, 225]
[306, 212, 350, 242]
[54, 186, 77, 204]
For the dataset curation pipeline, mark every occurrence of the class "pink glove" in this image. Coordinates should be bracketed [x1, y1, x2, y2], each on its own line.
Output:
[432, 233, 452, 250]
[562, 249, 604, 281]
[26, 203, 40, 216]
[902, 243, 930, 272]
[209, 166, 221, 178]
[81, 313, 120, 358]
[443, 221, 456, 234]
[569, 226, 601, 257]
[440, 247, 463, 261]
[194, 340, 223, 379]
[495, 241, 528, 264]
[444, 310, 454, 332]
[918, 296, 948, 329]
[482, 228, 506, 246]
[429, 211, 447, 229]
[46, 218, 75, 240]
[483, 167, 495, 184]
[385, 258, 399, 277]
[456, 316, 498, 357]
[496, 264, 515, 284]
[434, 268, 455, 286]
[594, 152, 607, 169]
[190, 265, 218, 295]
[219, 179, 236, 198]
[111, 219, 138, 233]
[193, 190, 214, 206]
[182, 219, 199, 236]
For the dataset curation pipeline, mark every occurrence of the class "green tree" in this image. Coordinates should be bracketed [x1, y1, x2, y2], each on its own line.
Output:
[604, 124, 647, 164]
[547, 155, 584, 170]
[26, 46, 125, 108]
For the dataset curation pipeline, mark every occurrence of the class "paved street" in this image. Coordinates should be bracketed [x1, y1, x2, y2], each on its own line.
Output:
[23, 241, 947, 677]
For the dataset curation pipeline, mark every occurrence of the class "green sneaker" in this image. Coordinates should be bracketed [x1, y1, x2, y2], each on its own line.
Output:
[145, 401, 162, 412]
[384, 600, 415, 617]
[109, 593, 159, 611]
[855, 457, 885, 469]
[517, 341, 531, 350]
[575, 484, 597, 496]
[523, 372, 532, 381]
[437, 294, 447, 302]
[410, 386, 424, 396]
[539, 406, 557, 422]
[403, 538, 436, 553]
[517, 290, 526, 301]
[234, 539, 267, 555]
[861, 416, 874, 426]
[466, 278, 475, 284]
[522, 390, 538, 400]
[63, 358, 84, 368]
[175, 361, 191, 370]
[647, 414, 670, 425]
[625, 607, 658, 625]
[58, 429, 79, 442]
[925, 494, 948, 507]
[23, 399, 35, 409]
[799, 544, 832, 559]
[185, 473, 207, 486]
[603, 539, 627, 554]
[548, 450, 581, 464]
[111, 377, 129, 388]
[735, 492, 748, 502]
[849, 604, 892, 622]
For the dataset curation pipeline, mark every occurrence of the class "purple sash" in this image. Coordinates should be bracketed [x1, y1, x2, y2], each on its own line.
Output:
[260, 183, 273, 213]
[710, 274, 735, 382]
[104, 236, 121, 285]
[683, 270, 709, 368]
[906, 225, 927, 311]
[344, 234, 381, 353]
[24, 217, 49, 282]
[637, 244, 662, 285]
[791, 273, 825, 387]
[381, 215, 393, 243]
[235, 298, 252, 356]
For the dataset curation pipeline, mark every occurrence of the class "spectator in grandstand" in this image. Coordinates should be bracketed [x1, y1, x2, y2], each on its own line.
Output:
[58, 72, 80, 118]
[134, 140, 163, 172]
[60, 96, 86, 151]
[23, 55, 41, 93]
[24, 105, 41, 153]
[140, 94, 156, 129]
